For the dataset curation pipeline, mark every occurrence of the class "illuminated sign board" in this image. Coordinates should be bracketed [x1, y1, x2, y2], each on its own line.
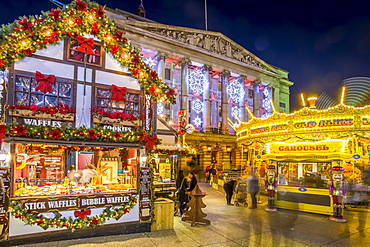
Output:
[250, 124, 288, 135]
[267, 140, 346, 154]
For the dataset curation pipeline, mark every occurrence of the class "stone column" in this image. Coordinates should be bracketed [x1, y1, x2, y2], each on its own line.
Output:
[234, 147, 241, 170]
[238, 76, 246, 122]
[220, 70, 230, 134]
[156, 52, 167, 80]
[179, 58, 191, 115]
[253, 80, 261, 117]
[273, 85, 280, 112]
[203, 146, 212, 181]
[221, 148, 230, 171]
[202, 65, 212, 132]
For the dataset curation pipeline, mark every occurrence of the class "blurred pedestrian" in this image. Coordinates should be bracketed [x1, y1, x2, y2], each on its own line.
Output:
[247, 170, 260, 209]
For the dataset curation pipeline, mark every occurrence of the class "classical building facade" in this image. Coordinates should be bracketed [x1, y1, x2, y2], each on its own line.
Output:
[106, 5, 294, 175]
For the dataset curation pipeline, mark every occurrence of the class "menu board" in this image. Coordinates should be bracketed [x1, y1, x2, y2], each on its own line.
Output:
[0, 168, 10, 240]
[139, 168, 151, 222]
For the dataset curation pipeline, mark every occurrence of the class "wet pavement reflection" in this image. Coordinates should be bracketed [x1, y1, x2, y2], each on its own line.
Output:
[16, 183, 370, 247]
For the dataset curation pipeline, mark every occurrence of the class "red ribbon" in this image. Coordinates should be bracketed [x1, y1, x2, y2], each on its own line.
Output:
[145, 136, 158, 150]
[0, 124, 6, 144]
[35, 71, 56, 93]
[75, 36, 95, 55]
[111, 85, 127, 101]
[74, 209, 91, 220]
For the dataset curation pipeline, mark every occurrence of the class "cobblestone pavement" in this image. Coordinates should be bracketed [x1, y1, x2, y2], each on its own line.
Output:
[15, 183, 370, 247]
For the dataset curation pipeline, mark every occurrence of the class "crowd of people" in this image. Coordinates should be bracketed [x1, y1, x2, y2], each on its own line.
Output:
[175, 164, 262, 216]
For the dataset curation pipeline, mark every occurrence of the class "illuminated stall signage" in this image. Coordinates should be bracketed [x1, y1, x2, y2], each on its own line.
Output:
[17, 118, 70, 127]
[268, 140, 345, 154]
[250, 124, 288, 135]
[18, 193, 132, 213]
[294, 119, 354, 129]
[101, 125, 134, 132]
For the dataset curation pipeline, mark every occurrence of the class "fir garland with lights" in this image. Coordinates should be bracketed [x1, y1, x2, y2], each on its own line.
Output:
[6, 123, 161, 149]
[10, 195, 137, 231]
[119, 148, 129, 167]
[154, 149, 191, 157]
[0, 0, 176, 104]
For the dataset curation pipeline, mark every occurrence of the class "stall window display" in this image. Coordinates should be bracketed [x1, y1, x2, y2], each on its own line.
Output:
[277, 162, 331, 188]
[13, 144, 137, 198]
[14, 73, 73, 106]
[67, 39, 102, 66]
[95, 85, 140, 115]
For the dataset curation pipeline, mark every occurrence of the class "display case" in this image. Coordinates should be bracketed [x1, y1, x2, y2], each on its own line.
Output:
[277, 162, 330, 188]
[12, 144, 138, 198]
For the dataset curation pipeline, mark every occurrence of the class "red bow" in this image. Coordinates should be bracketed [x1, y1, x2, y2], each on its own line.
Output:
[75, 36, 95, 55]
[111, 85, 127, 101]
[0, 124, 6, 144]
[74, 209, 91, 220]
[145, 136, 158, 150]
[35, 71, 56, 93]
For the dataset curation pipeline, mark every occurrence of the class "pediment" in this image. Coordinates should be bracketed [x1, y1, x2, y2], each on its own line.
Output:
[115, 20, 279, 74]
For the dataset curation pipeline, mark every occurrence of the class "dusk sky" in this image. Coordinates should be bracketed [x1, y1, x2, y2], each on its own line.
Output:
[1, 0, 370, 110]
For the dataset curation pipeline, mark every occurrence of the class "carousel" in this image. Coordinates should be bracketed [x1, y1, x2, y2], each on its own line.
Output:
[234, 88, 370, 216]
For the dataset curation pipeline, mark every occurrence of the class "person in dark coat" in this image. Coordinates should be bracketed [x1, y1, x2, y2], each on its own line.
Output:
[176, 170, 189, 216]
[188, 171, 197, 192]
[223, 180, 237, 205]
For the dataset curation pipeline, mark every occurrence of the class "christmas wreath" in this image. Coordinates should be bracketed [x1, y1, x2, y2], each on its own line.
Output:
[10, 195, 137, 231]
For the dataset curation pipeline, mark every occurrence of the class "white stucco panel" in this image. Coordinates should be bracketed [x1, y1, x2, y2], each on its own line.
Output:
[77, 67, 93, 83]
[158, 135, 176, 145]
[14, 58, 74, 80]
[96, 71, 140, 90]
[105, 53, 129, 73]
[34, 42, 64, 60]
[157, 119, 171, 130]
[75, 84, 92, 128]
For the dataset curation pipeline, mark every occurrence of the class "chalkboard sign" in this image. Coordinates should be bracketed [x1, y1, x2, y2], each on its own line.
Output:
[0, 168, 10, 241]
[139, 168, 151, 222]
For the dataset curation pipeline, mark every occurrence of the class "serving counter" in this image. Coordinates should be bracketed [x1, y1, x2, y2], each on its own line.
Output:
[276, 186, 332, 215]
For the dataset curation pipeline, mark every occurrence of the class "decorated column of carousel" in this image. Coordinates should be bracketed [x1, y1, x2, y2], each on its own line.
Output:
[235, 89, 370, 219]
[0, 0, 177, 244]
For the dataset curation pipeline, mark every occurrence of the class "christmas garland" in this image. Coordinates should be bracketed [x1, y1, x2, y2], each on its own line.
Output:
[0, 0, 176, 104]
[119, 148, 129, 167]
[154, 149, 191, 157]
[6, 123, 161, 149]
[10, 195, 137, 231]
